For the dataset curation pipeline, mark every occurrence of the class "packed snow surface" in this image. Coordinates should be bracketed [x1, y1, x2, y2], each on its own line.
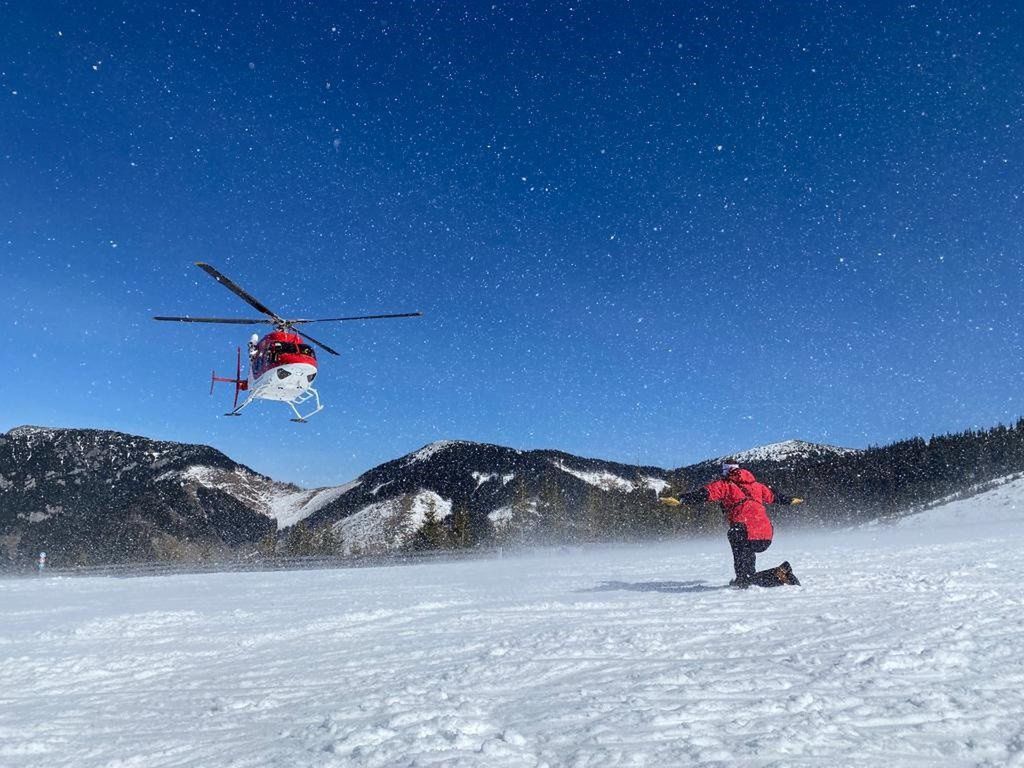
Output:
[3, 480, 1024, 767]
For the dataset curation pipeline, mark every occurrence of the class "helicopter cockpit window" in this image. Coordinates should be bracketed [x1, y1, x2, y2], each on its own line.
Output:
[268, 342, 301, 360]
[298, 344, 315, 357]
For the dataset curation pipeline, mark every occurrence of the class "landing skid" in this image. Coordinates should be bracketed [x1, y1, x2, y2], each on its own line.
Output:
[224, 392, 257, 418]
[285, 387, 324, 423]
[221, 387, 323, 423]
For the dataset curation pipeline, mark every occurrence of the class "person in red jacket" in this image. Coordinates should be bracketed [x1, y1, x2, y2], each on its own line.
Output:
[660, 462, 804, 588]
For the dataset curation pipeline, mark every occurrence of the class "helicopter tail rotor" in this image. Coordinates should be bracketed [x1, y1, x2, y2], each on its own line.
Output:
[211, 347, 248, 411]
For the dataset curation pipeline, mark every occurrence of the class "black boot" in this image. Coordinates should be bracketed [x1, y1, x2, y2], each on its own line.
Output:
[779, 561, 800, 586]
[749, 562, 800, 588]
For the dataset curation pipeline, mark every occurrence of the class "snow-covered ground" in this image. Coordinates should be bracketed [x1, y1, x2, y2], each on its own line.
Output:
[2, 482, 1024, 767]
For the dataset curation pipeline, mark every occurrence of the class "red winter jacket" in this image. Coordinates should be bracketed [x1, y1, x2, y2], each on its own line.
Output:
[703, 468, 776, 541]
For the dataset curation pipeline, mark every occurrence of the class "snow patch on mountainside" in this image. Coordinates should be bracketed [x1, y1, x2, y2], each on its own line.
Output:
[335, 490, 452, 553]
[639, 476, 670, 495]
[471, 471, 515, 489]
[719, 439, 859, 464]
[179, 465, 226, 485]
[552, 460, 635, 492]
[178, 464, 280, 510]
[269, 482, 361, 529]
[471, 471, 496, 488]
[488, 498, 540, 530]
[174, 464, 308, 521]
[488, 506, 514, 525]
[407, 490, 452, 526]
[172, 463, 362, 529]
[551, 462, 665, 495]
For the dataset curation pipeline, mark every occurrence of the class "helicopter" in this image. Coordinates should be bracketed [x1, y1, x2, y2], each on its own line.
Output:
[154, 262, 421, 422]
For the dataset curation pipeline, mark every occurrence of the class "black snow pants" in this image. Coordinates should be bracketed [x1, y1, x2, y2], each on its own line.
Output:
[727, 524, 771, 582]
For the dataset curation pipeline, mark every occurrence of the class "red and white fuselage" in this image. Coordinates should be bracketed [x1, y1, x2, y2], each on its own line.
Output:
[211, 330, 324, 421]
[248, 330, 318, 401]
[236, 330, 323, 420]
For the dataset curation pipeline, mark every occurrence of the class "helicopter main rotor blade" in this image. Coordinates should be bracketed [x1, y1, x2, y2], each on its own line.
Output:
[291, 312, 423, 323]
[153, 316, 275, 324]
[195, 262, 284, 323]
[294, 328, 341, 356]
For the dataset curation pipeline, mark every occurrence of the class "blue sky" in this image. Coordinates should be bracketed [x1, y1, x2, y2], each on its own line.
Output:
[2, 1, 1023, 486]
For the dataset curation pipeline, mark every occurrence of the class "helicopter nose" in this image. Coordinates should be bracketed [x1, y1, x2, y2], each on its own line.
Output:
[272, 364, 317, 388]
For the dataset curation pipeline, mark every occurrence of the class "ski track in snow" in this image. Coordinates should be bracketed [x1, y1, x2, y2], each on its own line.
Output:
[2, 497, 1024, 766]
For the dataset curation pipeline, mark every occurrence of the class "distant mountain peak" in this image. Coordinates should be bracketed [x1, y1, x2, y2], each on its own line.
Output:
[717, 439, 859, 464]
[5, 425, 61, 439]
[404, 440, 478, 464]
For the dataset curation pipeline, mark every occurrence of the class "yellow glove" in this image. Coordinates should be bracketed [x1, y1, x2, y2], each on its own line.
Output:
[659, 497, 682, 507]
[791, 498, 805, 505]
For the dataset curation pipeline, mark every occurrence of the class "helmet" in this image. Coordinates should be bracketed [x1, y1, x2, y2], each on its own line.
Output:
[721, 462, 740, 477]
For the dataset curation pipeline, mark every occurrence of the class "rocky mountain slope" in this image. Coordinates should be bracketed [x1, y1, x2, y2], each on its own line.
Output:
[298, 440, 677, 553]
[0, 426, 289, 564]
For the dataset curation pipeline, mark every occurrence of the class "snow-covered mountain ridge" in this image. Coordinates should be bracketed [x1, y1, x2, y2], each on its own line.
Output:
[714, 439, 860, 464]
[5, 421, 1024, 565]
[295, 440, 679, 554]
